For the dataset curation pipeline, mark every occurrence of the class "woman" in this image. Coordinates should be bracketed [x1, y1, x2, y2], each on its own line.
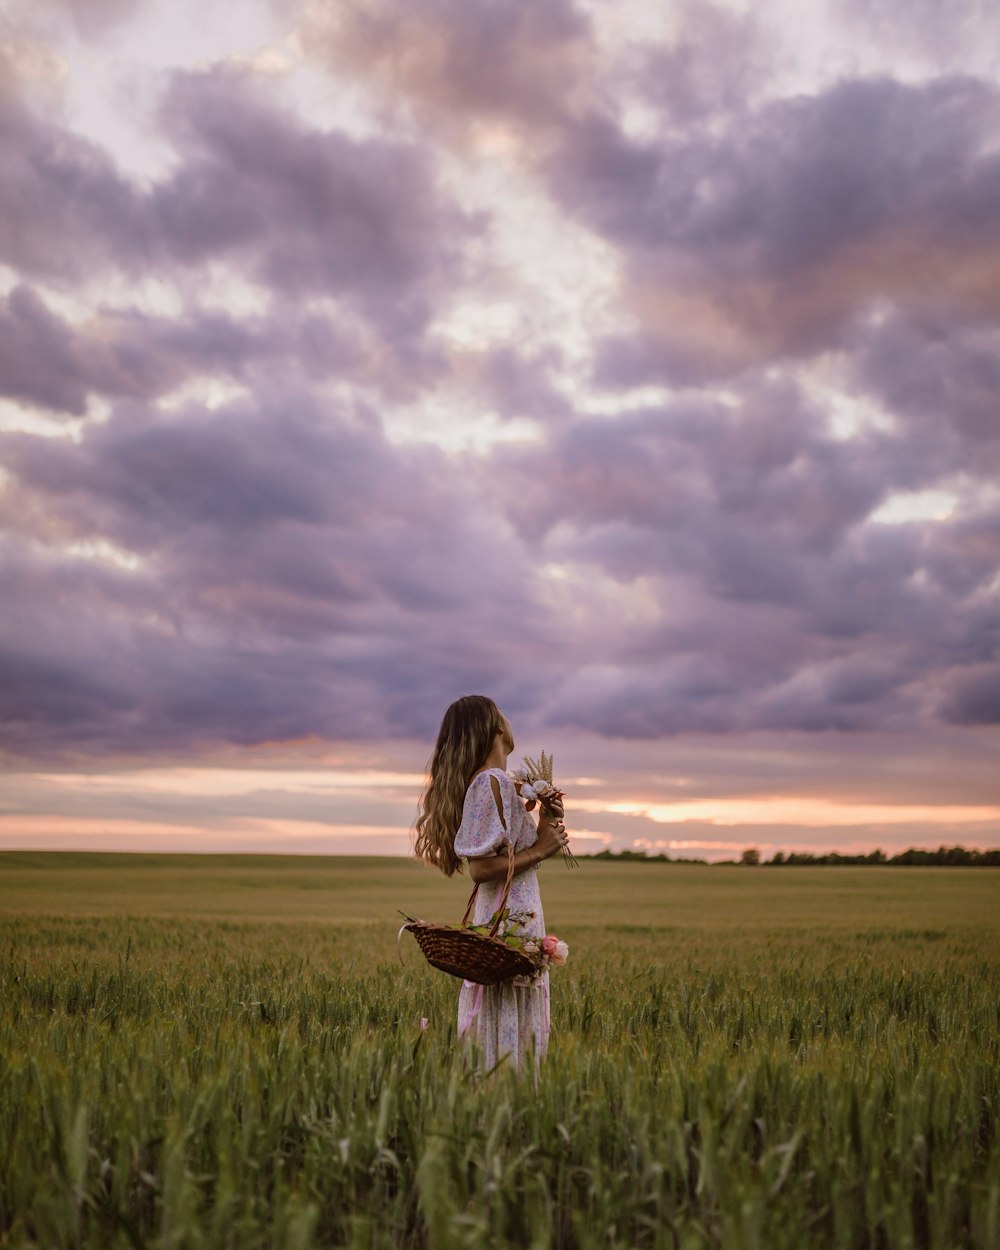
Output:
[414, 694, 569, 1073]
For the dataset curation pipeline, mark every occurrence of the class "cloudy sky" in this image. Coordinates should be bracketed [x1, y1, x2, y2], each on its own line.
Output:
[1, 0, 998, 861]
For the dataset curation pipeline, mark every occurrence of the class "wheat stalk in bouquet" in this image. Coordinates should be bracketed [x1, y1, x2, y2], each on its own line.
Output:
[511, 751, 578, 867]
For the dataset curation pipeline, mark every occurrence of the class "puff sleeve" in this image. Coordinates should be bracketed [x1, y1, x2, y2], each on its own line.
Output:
[454, 770, 513, 859]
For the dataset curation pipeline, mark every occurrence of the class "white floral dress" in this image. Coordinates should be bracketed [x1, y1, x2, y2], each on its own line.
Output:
[454, 767, 550, 1074]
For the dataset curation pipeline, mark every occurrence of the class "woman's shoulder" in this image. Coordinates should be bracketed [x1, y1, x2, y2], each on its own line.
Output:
[470, 765, 515, 795]
[456, 769, 513, 857]
[468, 767, 513, 789]
[465, 768, 516, 809]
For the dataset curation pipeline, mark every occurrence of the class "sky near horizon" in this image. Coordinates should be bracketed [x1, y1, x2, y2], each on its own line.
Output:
[1, 0, 998, 861]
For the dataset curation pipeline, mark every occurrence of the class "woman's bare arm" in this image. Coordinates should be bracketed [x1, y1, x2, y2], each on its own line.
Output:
[468, 845, 541, 884]
[467, 816, 567, 883]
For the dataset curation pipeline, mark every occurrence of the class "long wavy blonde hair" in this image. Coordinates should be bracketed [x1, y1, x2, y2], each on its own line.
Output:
[414, 694, 504, 877]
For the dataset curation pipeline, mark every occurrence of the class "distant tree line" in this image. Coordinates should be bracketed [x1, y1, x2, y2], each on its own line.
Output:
[761, 845, 1000, 867]
[586, 845, 1000, 866]
[588, 848, 708, 864]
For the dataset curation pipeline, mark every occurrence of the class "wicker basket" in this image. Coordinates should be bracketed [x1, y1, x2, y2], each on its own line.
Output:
[399, 840, 536, 985]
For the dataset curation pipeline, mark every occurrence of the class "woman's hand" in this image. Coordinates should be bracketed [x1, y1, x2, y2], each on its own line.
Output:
[534, 811, 569, 861]
[545, 794, 565, 820]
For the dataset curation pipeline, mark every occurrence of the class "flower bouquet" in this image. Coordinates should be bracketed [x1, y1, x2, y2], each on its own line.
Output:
[510, 751, 579, 867]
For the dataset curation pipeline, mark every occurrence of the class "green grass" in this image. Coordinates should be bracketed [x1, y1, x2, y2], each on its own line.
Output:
[1, 853, 997, 1249]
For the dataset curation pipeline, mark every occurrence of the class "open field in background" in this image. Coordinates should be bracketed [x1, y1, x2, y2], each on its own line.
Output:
[3, 851, 999, 933]
[1, 854, 998, 1249]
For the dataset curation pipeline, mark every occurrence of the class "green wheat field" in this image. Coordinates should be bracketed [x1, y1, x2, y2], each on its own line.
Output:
[1, 852, 997, 1249]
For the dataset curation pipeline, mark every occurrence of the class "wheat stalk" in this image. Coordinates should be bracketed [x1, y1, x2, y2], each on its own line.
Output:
[520, 751, 577, 867]
[521, 751, 555, 783]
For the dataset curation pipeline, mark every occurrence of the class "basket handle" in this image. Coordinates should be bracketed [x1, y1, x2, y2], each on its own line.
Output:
[460, 773, 517, 936]
[460, 838, 517, 933]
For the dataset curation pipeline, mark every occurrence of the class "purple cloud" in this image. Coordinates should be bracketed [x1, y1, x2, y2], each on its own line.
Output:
[851, 311, 1000, 480]
[298, 0, 593, 142]
[562, 75, 1000, 382]
[12, 0, 143, 40]
[152, 69, 475, 333]
[632, 4, 768, 124]
[0, 64, 474, 343]
[0, 85, 148, 283]
[940, 664, 1000, 726]
[0, 281, 444, 422]
[0, 384, 564, 757]
[1, 0, 998, 778]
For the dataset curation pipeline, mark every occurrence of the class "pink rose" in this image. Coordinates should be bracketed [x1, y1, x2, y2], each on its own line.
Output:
[542, 934, 568, 965]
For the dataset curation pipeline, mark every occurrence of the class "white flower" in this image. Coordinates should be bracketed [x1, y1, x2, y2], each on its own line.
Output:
[510, 767, 530, 783]
[521, 784, 538, 803]
[550, 940, 569, 966]
[533, 779, 554, 797]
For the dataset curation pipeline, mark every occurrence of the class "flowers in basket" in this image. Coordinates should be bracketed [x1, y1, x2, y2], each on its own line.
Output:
[525, 933, 570, 967]
[469, 906, 569, 980]
[510, 751, 579, 867]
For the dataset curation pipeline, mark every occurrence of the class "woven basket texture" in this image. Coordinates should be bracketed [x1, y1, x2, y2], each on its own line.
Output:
[406, 921, 535, 985]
